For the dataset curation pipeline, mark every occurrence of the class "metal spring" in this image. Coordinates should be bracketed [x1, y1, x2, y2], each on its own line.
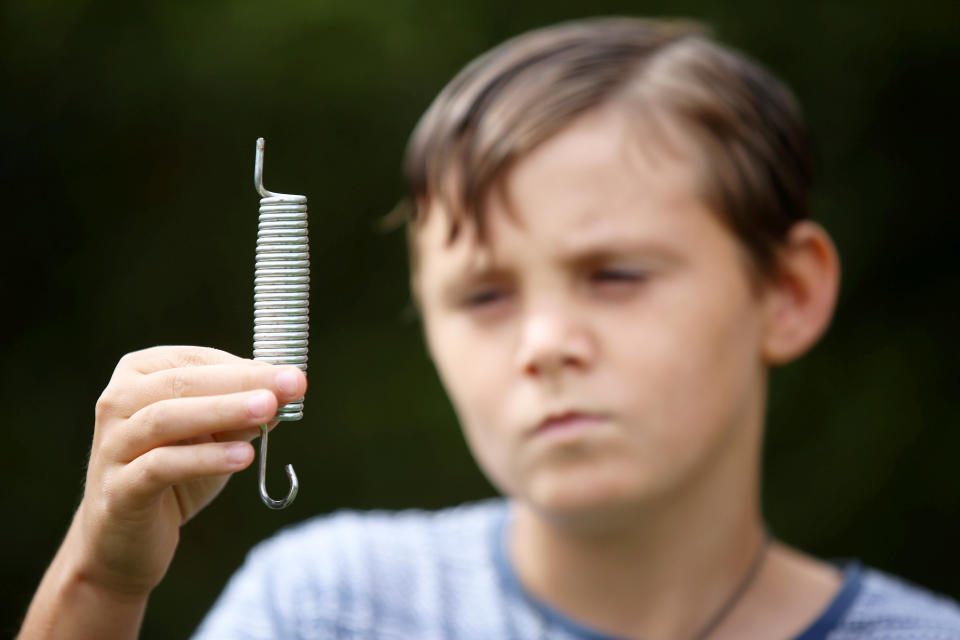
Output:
[253, 137, 308, 509]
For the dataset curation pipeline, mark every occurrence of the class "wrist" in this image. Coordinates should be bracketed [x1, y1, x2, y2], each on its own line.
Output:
[67, 503, 159, 598]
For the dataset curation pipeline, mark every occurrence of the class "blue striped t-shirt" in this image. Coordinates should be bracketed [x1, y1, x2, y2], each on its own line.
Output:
[193, 499, 960, 639]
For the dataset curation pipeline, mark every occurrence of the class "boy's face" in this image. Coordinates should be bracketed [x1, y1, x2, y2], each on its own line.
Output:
[414, 104, 771, 523]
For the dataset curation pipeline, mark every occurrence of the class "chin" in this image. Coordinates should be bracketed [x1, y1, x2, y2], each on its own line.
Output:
[521, 463, 655, 532]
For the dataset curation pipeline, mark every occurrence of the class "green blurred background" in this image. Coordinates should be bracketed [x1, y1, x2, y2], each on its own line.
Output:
[2, 0, 958, 637]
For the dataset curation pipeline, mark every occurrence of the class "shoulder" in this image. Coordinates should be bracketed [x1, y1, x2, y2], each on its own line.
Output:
[831, 565, 960, 639]
[193, 499, 509, 639]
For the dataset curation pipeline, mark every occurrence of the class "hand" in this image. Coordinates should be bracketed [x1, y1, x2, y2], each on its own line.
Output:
[74, 345, 307, 596]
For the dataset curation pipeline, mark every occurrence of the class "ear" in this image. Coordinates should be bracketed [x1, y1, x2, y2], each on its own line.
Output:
[761, 221, 841, 365]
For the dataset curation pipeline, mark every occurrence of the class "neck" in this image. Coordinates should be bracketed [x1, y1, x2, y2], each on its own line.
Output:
[509, 417, 766, 639]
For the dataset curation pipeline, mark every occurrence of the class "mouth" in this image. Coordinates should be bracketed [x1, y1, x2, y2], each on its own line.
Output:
[533, 410, 608, 438]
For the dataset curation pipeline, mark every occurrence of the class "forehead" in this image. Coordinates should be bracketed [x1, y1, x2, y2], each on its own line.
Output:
[412, 103, 714, 282]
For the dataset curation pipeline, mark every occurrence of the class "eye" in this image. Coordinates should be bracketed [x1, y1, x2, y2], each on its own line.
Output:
[587, 266, 650, 300]
[591, 267, 646, 284]
[462, 287, 508, 308]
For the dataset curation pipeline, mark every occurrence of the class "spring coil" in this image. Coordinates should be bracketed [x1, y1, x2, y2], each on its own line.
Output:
[252, 137, 306, 510]
[253, 138, 309, 421]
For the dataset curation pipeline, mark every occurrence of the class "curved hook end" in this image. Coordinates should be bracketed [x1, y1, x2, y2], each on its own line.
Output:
[254, 137, 273, 198]
[258, 424, 299, 510]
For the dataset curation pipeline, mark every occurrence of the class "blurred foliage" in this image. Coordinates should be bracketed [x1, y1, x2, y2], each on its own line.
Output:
[1, 0, 958, 637]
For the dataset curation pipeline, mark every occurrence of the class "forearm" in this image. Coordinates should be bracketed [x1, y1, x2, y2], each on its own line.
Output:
[18, 515, 150, 640]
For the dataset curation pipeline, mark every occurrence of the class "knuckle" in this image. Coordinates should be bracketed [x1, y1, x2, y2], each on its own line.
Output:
[97, 467, 120, 505]
[216, 395, 245, 426]
[133, 454, 164, 489]
[118, 349, 146, 367]
[177, 350, 207, 368]
[95, 388, 118, 421]
[169, 371, 188, 399]
[244, 367, 271, 394]
[95, 465, 133, 516]
[94, 436, 120, 468]
[137, 402, 167, 442]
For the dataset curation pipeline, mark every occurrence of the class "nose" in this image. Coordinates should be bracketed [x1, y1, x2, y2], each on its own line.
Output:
[515, 303, 596, 377]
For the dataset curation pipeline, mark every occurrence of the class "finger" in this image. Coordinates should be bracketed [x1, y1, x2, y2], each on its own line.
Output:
[119, 441, 255, 505]
[116, 346, 248, 376]
[107, 364, 306, 418]
[213, 420, 280, 444]
[115, 390, 280, 462]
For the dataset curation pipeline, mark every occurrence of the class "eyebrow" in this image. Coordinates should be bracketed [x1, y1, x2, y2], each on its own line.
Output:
[555, 236, 686, 268]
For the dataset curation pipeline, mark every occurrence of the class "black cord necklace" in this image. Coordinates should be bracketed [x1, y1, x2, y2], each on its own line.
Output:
[528, 528, 773, 640]
[688, 532, 772, 640]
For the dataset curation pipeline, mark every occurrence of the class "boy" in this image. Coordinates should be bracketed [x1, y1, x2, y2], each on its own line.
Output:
[19, 17, 960, 640]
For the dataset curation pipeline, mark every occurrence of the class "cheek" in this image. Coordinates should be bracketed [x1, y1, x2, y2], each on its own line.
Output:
[424, 315, 519, 488]
[427, 317, 507, 411]
[610, 277, 765, 471]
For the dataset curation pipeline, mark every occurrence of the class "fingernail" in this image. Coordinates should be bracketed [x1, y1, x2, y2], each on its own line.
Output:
[246, 391, 272, 417]
[276, 368, 300, 395]
[227, 443, 250, 465]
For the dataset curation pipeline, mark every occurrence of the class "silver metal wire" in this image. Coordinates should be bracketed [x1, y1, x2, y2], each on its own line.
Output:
[253, 137, 308, 509]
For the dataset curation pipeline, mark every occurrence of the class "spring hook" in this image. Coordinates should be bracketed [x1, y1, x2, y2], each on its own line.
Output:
[253, 137, 309, 509]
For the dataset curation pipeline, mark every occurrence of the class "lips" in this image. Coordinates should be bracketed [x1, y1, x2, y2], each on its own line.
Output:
[534, 410, 607, 436]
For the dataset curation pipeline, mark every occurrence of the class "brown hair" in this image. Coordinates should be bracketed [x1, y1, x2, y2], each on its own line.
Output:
[399, 17, 812, 279]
